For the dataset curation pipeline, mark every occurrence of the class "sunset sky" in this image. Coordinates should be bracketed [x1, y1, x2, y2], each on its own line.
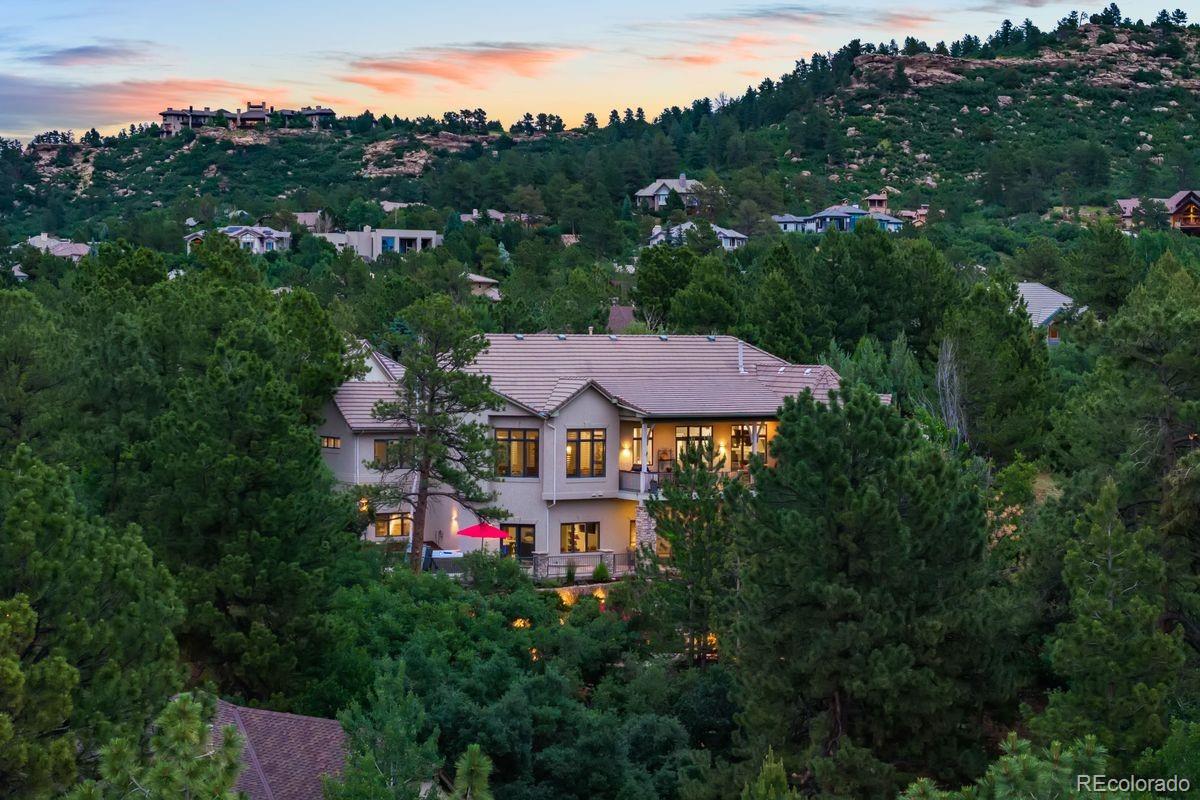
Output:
[0, 0, 1170, 139]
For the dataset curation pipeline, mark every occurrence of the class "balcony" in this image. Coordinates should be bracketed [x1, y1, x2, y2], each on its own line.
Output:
[618, 467, 750, 495]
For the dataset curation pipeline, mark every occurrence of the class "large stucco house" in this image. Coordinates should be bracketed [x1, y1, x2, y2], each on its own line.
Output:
[773, 204, 904, 234]
[318, 334, 841, 577]
[314, 226, 440, 260]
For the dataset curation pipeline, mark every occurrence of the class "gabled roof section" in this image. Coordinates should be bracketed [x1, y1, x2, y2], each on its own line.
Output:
[470, 334, 839, 417]
[332, 381, 407, 431]
[1017, 282, 1076, 327]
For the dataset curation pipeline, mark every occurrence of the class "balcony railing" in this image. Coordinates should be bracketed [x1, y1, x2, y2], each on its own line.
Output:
[619, 468, 750, 493]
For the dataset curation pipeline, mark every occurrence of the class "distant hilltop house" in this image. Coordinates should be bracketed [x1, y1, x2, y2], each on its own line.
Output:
[293, 210, 333, 232]
[184, 225, 291, 254]
[772, 203, 904, 234]
[1017, 282, 1077, 345]
[22, 232, 92, 261]
[1115, 190, 1200, 234]
[635, 173, 704, 213]
[159, 101, 335, 136]
[649, 220, 748, 251]
[314, 226, 441, 260]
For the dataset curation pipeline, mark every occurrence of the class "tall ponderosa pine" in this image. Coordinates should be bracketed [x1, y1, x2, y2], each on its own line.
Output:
[373, 293, 503, 572]
[0, 447, 183, 783]
[640, 442, 737, 665]
[732, 386, 1013, 798]
[59, 238, 363, 703]
[938, 276, 1048, 462]
[1030, 480, 1184, 765]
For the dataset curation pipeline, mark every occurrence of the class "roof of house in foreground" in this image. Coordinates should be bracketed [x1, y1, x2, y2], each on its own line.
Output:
[213, 699, 345, 800]
[473, 334, 839, 417]
[332, 334, 841, 426]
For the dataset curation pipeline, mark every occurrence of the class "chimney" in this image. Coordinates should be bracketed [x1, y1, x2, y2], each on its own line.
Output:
[189, 105, 193, 112]
[738, 340, 746, 374]
[679, 172, 686, 185]
[588, 326, 594, 335]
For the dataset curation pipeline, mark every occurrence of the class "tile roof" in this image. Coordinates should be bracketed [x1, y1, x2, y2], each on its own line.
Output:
[213, 700, 345, 800]
[1017, 282, 1075, 327]
[333, 381, 407, 430]
[471, 334, 839, 417]
[333, 335, 842, 428]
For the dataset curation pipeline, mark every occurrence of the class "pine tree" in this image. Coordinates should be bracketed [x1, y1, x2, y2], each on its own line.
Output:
[740, 750, 801, 799]
[452, 744, 494, 800]
[938, 276, 1049, 462]
[64, 694, 244, 800]
[373, 294, 503, 572]
[732, 386, 1012, 797]
[0, 594, 78, 799]
[901, 734, 1113, 800]
[1030, 480, 1184, 765]
[325, 660, 442, 800]
[0, 447, 183, 771]
[641, 442, 736, 665]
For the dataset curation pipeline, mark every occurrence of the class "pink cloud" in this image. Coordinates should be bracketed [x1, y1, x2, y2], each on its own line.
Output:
[646, 33, 783, 68]
[344, 43, 581, 93]
[0, 74, 288, 134]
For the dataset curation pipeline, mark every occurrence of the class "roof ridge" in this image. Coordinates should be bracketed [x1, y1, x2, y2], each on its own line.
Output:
[229, 703, 276, 800]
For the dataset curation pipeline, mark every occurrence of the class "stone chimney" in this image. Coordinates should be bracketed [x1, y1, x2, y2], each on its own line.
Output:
[738, 340, 746, 374]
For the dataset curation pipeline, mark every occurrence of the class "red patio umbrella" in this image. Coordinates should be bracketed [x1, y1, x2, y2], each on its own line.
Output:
[457, 521, 509, 553]
[458, 522, 508, 539]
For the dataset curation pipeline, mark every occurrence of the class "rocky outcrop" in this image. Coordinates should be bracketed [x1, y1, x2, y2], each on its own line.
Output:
[852, 26, 1200, 93]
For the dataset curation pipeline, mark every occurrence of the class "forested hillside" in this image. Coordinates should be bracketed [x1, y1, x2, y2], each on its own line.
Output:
[6, 5, 1200, 800]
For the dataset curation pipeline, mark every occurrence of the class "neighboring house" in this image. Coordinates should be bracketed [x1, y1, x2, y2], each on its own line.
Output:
[380, 200, 426, 213]
[777, 204, 903, 234]
[1017, 282, 1077, 345]
[466, 273, 502, 301]
[318, 334, 842, 578]
[184, 226, 291, 254]
[314, 227, 440, 260]
[212, 700, 345, 800]
[294, 210, 332, 232]
[648, 221, 748, 250]
[898, 204, 930, 227]
[865, 192, 889, 213]
[771, 213, 806, 233]
[634, 173, 703, 212]
[9, 264, 29, 281]
[1115, 191, 1200, 234]
[23, 233, 92, 261]
[459, 208, 534, 226]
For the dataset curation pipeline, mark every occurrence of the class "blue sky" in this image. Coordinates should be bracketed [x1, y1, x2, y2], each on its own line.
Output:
[0, 0, 1173, 138]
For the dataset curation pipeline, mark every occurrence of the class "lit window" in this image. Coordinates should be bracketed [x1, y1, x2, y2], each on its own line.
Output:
[375, 512, 412, 538]
[373, 438, 410, 468]
[631, 426, 653, 469]
[674, 425, 713, 461]
[730, 423, 766, 471]
[495, 429, 539, 477]
[561, 521, 600, 553]
[565, 429, 606, 478]
[320, 435, 342, 449]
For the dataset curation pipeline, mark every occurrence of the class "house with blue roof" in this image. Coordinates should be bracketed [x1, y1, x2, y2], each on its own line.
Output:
[772, 204, 904, 235]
